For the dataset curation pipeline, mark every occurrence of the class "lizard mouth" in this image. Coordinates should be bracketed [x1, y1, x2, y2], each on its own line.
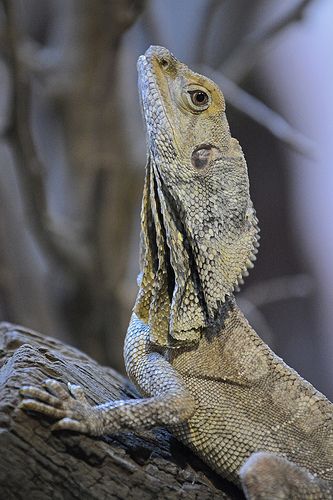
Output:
[137, 47, 178, 161]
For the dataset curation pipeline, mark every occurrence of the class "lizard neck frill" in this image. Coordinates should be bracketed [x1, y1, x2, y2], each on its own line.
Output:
[134, 157, 205, 347]
[162, 146, 261, 319]
[134, 154, 260, 348]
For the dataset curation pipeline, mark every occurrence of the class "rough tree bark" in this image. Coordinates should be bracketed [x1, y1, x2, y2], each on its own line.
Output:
[0, 322, 243, 500]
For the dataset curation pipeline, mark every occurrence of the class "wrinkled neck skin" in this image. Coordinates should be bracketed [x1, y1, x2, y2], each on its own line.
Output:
[135, 46, 260, 348]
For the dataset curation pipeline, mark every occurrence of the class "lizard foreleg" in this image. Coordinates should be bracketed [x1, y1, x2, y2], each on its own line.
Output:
[19, 314, 196, 435]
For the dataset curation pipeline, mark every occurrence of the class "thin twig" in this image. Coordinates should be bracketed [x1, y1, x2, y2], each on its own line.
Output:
[221, 0, 315, 82]
[202, 66, 317, 157]
[241, 273, 314, 308]
[195, 0, 221, 64]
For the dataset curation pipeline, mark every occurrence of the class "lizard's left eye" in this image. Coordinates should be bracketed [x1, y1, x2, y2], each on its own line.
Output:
[184, 86, 211, 111]
[189, 90, 209, 107]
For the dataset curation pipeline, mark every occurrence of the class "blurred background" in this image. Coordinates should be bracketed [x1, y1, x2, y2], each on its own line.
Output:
[0, 0, 332, 399]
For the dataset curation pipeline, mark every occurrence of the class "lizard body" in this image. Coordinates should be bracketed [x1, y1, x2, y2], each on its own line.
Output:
[20, 46, 333, 499]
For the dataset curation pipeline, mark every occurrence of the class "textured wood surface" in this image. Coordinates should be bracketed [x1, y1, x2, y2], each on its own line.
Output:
[0, 322, 243, 499]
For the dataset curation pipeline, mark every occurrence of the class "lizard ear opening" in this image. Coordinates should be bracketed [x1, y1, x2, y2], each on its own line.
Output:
[191, 144, 221, 170]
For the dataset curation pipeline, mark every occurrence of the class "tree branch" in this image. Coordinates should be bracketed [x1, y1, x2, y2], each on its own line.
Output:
[221, 0, 316, 82]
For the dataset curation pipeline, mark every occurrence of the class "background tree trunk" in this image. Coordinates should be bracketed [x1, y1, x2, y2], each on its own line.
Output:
[0, 322, 243, 500]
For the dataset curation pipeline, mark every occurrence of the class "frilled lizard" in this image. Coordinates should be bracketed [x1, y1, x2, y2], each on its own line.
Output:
[20, 46, 333, 499]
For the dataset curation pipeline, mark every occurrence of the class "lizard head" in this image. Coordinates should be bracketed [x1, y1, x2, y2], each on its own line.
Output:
[136, 46, 259, 346]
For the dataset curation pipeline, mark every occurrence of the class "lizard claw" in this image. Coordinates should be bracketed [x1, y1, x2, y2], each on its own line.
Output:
[52, 417, 88, 433]
[67, 383, 89, 403]
[19, 398, 66, 419]
[19, 379, 103, 436]
[20, 385, 62, 407]
[43, 379, 70, 400]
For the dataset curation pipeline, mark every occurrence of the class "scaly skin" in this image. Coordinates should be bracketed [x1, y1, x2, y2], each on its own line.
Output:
[20, 46, 333, 499]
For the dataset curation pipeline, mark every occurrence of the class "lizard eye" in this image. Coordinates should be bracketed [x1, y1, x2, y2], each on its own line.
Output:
[189, 90, 209, 106]
[183, 85, 211, 112]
